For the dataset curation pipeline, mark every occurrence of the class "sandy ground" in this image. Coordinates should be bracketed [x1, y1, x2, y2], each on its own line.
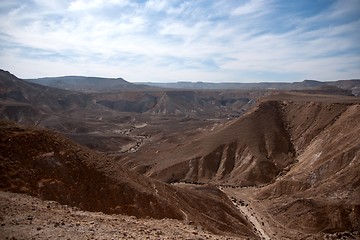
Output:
[0, 191, 246, 240]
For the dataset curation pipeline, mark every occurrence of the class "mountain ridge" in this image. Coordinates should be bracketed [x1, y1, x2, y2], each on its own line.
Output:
[136, 79, 360, 93]
[25, 75, 148, 92]
[14, 68, 359, 95]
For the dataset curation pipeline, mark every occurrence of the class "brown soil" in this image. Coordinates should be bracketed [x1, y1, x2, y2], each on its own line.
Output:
[0, 120, 257, 238]
[0, 191, 246, 240]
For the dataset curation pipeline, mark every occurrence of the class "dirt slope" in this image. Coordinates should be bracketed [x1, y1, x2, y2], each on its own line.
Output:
[0, 191, 247, 240]
[0, 120, 257, 238]
[142, 100, 295, 186]
[205, 92, 359, 237]
[125, 93, 360, 188]
[255, 95, 360, 234]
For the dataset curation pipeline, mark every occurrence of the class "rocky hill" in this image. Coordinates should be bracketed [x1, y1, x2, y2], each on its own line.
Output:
[125, 93, 360, 187]
[0, 190, 248, 240]
[255, 94, 360, 234]
[0, 120, 257, 238]
[0, 70, 94, 112]
[133, 100, 295, 186]
[118, 92, 360, 236]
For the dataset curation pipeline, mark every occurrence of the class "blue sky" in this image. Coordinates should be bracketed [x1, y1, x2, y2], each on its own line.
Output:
[0, 0, 359, 82]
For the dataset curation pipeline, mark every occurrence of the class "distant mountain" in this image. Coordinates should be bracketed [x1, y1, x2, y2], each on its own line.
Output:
[0, 69, 260, 152]
[328, 80, 360, 96]
[138, 79, 360, 95]
[22, 72, 360, 96]
[25, 76, 148, 92]
[0, 70, 95, 113]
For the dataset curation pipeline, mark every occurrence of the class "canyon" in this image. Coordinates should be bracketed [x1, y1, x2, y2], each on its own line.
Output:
[1, 69, 359, 239]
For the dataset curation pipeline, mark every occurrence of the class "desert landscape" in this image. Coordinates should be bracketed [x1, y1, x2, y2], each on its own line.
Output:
[1, 1, 360, 239]
[1, 69, 360, 239]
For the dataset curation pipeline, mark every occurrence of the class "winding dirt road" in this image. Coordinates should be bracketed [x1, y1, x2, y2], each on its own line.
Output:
[218, 187, 270, 240]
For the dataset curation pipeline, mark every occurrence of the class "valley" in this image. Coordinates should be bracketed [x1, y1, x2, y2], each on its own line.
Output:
[1, 69, 360, 239]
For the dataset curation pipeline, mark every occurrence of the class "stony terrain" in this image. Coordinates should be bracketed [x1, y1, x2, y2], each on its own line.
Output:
[0, 191, 245, 240]
[0, 120, 257, 238]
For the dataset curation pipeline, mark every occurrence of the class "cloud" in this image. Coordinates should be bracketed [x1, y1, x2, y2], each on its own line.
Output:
[231, 0, 268, 16]
[0, 0, 359, 82]
[69, 0, 132, 11]
[145, 0, 168, 11]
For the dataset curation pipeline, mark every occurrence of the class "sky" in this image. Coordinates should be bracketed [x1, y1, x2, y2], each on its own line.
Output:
[0, 0, 359, 83]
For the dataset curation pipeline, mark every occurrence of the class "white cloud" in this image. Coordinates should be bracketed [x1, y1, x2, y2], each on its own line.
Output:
[231, 0, 268, 16]
[145, 0, 168, 11]
[0, 0, 359, 82]
[69, 0, 132, 11]
[320, 0, 360, 20]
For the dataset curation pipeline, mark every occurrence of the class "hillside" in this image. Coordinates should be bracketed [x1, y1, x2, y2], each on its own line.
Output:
[93, 90, 258, 117]
[0, 70, 94, 112]
[0, 70, 134, 152]
[122, 93, 360, 187]
[117, 92, 360, 237]
[0, 120, 257, 238]
[0, 70, 100, 127]
[1, 70, 262, 153]
[128, 100, 295, 186]
[0, 191, 248, 240]
[254, 94, 360, 234]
